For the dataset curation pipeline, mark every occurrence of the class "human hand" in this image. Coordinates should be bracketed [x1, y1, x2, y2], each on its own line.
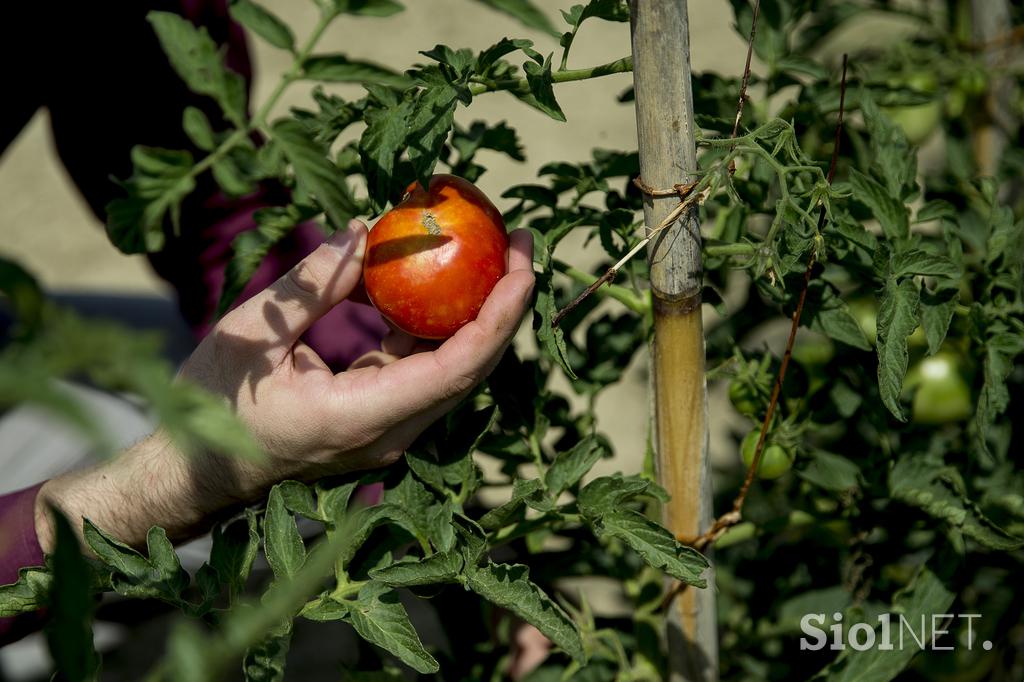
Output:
[183, 219, 534, 485]
[36, 221, 534, 550]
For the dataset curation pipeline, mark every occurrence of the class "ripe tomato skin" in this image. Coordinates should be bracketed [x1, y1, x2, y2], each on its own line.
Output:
[363, 174, 509, 339]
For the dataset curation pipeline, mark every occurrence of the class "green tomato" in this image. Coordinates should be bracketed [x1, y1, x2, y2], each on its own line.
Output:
[882, 102, 942, 145]
[881, 71, 942, 145]
[906, 352, 973, 424]
[792, 332, 835, 368]
[850, 298, 926, 348]
[740, 430, 794, 480]
[729, 379, 762, 418]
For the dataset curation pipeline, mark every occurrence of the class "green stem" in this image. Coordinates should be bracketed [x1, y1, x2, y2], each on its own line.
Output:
[469, 56, 633, 96]
[529, 431, 546, 478]
[185, 9, 335, 183]
[704, 242, 756, 258]
[251, 10, 334, 129]
[552, 259, 650, 314]
[329, 579, 368, 601]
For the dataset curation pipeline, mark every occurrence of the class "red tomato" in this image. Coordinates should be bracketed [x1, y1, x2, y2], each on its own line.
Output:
[363, 174, 509, 339]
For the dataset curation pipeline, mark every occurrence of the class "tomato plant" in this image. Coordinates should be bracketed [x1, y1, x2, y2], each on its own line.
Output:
[2, 0, 1023, 681]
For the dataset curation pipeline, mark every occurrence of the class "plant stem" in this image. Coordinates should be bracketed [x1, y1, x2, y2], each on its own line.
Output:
[251, 10, 335, 129]
[552, 259, 649, 314]
[185, 9, 335, 183]
[704, 242, 756, 258]
[469, 56, 633, 96]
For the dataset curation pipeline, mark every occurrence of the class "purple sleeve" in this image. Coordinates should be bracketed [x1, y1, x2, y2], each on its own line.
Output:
[0, 483, 47, 645]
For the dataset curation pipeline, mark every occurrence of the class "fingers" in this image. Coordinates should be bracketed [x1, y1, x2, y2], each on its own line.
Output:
[507, 228, 534, 275]
[226, 221, 367, 352]
[347, 350, 403, 370]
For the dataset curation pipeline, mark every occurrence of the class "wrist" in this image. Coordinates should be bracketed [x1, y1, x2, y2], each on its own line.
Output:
[34, 431, 258, 552]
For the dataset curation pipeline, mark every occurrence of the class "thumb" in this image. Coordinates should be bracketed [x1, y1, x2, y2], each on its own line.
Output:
[228, 220, 367, 350]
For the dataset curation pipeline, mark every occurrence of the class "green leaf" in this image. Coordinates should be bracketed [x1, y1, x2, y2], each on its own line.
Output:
[105, 146, 196, 254]
[859, 89, 916, 197]
[203, 509, 260, 602]
[914, 199, 957, 223]
[807, 295, 872, 351]
[577, 473, 659, 519]
[559, 1, 629, 65]
[593, 510, 708, 586]
[330, 0, 405, 17]
[182, 106, 216, 151]
[818, 559, 957, 681]
[920, 287, 959, 356]
[338, 504, 419, 570]
[535, 270, 577, 379]
[276, 480, 325, 521]
[0, 567, 52, 617]
[291, 89, 368, 145]
[451, 121, 525, 165]
[477, 38, 539, 76]
[892, 249, 959, 279]
[84, 519, 189, 601]
[265, 485, 306, 580]
[46, 511, 100, 682]
[545, 436, 607, 495]
[359, 97, 413, 211]
[470, 0, 559, 35]
[301, 55, 411, 87]
[369, 551, 463, 587]
[243, 619, 292, 682]
[478, 478, 545, 530]
[407, 84, 459, 190]
[230, 0, 295, 51]
[147, 11, 247, 127]
[347, 584, 440, 674]
[317, 480, 359, 523]
[272, 119, 361, 229]
[975, 328, 1024, 458]
[798, 451, 861, 491]
[217, 204, 319, 316]
[848, 168, 909, 244]
[0, 256, 44, 336]
[165, 620, 214, 682]
[145, 526, 191, 594]
[521, 55, 566, 121]
[890, 454, 1024, 550]
[465, 562, 584, 663]
[775, 55, 828, 80]
[212, 153, 257, 198]
[405, 403, 493, 498]
[875, 276, 920, 421]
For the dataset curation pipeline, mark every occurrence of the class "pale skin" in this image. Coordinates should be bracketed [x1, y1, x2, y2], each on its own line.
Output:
[33, 220, 536, 552]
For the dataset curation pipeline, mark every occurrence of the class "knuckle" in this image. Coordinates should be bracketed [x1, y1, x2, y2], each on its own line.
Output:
[440, 365, 479, 400]
[281, 255, 331, 303]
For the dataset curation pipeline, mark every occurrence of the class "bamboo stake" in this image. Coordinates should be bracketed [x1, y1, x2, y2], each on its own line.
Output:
[628, 2, 716, 680]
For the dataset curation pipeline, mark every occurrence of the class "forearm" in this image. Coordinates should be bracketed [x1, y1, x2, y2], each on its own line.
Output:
[33, 431, 266, 553]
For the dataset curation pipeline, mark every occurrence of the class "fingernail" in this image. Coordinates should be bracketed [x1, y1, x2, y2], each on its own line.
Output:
[327, 225, 365, 260]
